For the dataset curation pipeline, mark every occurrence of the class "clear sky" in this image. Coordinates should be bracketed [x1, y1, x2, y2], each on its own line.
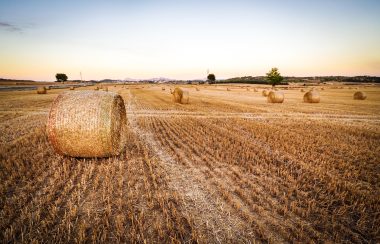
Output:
[1, 0, 380, 81]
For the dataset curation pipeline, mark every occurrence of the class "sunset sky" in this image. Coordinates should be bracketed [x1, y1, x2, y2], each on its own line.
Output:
[1, 0, 380, 81]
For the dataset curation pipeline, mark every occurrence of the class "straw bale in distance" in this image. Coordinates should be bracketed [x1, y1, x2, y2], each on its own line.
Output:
[37, 86, 47, 94]
[94, 86, 99, 90]
[47, 91, 127, 157]
[267, 91, 284, 103]
[46, 86, 51, 90]
[171, 87, 189, 104]
[303, 91, 320, 103]
[262, 89, 269, 97]
[182, 91, 189, 104]
[103, 87, 108, 92]
[70, 86, 75, 90]
[353, 91, 367, 100]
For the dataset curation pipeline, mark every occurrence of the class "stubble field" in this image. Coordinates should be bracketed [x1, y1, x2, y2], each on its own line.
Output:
[1, 84, 379, 243]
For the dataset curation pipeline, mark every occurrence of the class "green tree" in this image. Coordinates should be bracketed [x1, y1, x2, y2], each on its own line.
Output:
[207, 73, 216, 84]
[266, 68, 283, 87]
[55, 73, 68, 82]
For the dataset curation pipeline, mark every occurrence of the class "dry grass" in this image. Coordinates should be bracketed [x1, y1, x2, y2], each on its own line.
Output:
[1, 84, 379, 243]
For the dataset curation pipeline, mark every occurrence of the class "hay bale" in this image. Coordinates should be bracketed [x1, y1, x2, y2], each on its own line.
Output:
[47, 91, 126, 157]
[171, 87, 189, 104]
[46, 86, 51, 90]
[267, 91, 284, 103]
[162, 87, 166, 91]
[262, 89, 269, 97]
[182, 90, 189, 104]
[94, 86, 99, 90]
[196, 87, 200, 91]
[70, 86, 75, 90]
[103, 87, 108, 92]
[353, 91, 367, 100]
[37, 86, 47, 94]
[303, 91, 320, 103]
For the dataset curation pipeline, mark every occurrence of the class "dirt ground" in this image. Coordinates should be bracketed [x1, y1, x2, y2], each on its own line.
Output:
[1, 84, 379, 243]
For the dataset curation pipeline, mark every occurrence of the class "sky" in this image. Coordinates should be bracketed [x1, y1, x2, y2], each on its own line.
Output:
[0, 0, 380, 81]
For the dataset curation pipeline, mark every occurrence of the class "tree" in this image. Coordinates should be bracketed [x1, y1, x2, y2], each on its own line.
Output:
[56, 73, 68, 82]
[207, 73, 216, 84]
[266, 67, 283, 87]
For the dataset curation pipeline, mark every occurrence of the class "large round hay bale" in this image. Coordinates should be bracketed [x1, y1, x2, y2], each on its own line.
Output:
[69, 86, 75, 90]
[262, 90, 269, 97]
[353, 91, 367, 100]
[303, 91, 320, 103]
[172, 87, 183, 103]
[37, 86, 47, 94]
[47, 91, 127, 157]
[267, 91, 284, 103]
[94, 86, 99, 90]
[182, 90, 189, 104]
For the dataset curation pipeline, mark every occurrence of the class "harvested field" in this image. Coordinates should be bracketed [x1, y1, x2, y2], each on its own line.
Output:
[1, 84, 379, 243]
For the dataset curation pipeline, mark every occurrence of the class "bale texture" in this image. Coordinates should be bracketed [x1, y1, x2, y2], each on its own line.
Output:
[262, 90, 269, 97]
[94, 86, 99, 90]
[353, 91, 367, 100]
[37, 86, 47, 94]
[267, 91, 284, 103]
[47, 91, 127, 157]
[69, 86, 75, 90]
[303, 91, 320, 103]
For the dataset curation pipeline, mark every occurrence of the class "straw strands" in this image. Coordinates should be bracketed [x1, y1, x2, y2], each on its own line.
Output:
[47, 91, 127, 157]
